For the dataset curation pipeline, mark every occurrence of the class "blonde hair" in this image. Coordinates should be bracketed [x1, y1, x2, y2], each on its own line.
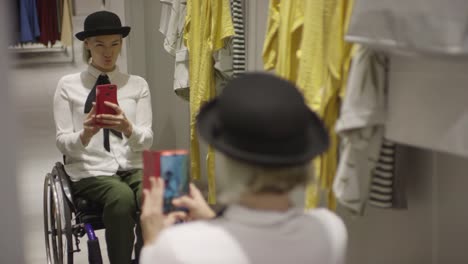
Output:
[82, 42, 91, 64]
[216, 153, 313, 204]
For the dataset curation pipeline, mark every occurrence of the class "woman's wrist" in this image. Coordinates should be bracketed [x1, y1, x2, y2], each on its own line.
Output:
[80, 131, 91, 146]
[123, 123, 133, 138]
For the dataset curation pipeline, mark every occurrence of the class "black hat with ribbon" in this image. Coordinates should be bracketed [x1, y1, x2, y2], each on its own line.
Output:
[196, 73, 329, 167]
[75, 11, 131, 41]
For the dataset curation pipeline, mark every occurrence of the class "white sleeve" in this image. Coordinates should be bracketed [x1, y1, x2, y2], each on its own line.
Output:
[139, 230, 183, 264]
[311, 209, 348, 264]
[335, 46, 386, 133]
[53, 77, 86, 157]
[124, 77, 153, 152]
[333, 126, 384, 215]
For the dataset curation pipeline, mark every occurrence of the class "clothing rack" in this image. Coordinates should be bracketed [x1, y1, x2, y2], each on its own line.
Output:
[9, 41, 75, 64]
[11, 0, 75, 64]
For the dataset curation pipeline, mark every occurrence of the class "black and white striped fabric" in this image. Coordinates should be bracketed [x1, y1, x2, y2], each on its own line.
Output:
[369, 139, 396, 207]
[230, 0, 246, 77]
[368, 55, 406, 210]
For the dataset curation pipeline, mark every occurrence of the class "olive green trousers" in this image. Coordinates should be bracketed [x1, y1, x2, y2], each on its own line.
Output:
[72, 170, 143, 264]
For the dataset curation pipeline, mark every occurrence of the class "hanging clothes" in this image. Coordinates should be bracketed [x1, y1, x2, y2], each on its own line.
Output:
[262, 0, 304, 82]
[385, 54, 468, 159]
[230, 0, 246, 77]
[159, 0, 190, 100]
[159, 0, 236, 99]
[333, 46, 407, 214]
[333, 46, 387, 215]
[369, 140, 396, 208]
[184, 0, 234, 204]
[213, 37, 233, 94]
[37, 0, 60, 46]
[383, 143, 407, 209]
[18, 0, 41, 43]
[368, 139, 407, 209]
[60, 0, 73, 47]
[347, 0, 468, 56]
[261, 0, 355, 210]
[295, 0, 355, 210]
[11, 0, 21, 44]
[56, 0, 63, 34]
[213, 0, 249, 90]
[160, 0, 188, 55]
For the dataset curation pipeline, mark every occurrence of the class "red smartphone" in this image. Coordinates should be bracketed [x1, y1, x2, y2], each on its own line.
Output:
[142, 150, 161, 191]
[95, 84, 118, 125]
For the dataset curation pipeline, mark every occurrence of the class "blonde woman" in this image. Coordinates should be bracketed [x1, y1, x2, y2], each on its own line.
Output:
[140, 73, 348, 264]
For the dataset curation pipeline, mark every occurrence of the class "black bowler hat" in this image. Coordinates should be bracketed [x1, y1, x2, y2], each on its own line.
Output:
[75, 11, 131, 41]
[196, 73, 329, 167]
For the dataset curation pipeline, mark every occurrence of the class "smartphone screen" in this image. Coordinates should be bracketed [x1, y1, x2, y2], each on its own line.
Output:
[142, 150, 189, 213]
[95, 84, 118, 117]
[160, 151, 189, 213]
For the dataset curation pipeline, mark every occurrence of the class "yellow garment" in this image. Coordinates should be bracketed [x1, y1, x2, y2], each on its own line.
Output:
[60, 0, 73, 47]
[318, 82, 340, 210]
[297, 0, 331, 208]
[296, 0, 325, 114]
[305, 90, 340, 210]
[262, 0, 304, 82]
[184, 0, 234, 204]
[297, 0, 355, 210]
[262, 0, 279, 71]
[327, 0, 355, 100]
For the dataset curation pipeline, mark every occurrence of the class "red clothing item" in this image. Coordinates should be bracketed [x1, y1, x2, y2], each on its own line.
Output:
[36, 0, 60, 46]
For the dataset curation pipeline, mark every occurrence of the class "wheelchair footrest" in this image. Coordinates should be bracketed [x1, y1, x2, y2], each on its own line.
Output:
[87, 238, 103, 264]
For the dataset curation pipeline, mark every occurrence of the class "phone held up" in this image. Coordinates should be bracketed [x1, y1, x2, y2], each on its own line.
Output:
[142, 150, 190, 214]
[95, 84, 118, 125]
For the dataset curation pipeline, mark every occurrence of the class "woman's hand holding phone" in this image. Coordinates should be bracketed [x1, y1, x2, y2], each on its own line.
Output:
[95, 101, 133, 137]
[80, 103, 101, 146]
[94, 84, 132, 137]
[140, 177, 188, 246]
[172, 184, 216, 221]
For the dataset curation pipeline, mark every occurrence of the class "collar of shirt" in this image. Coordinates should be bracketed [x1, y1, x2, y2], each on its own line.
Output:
[223, 204, 303, 226]
[87, 64, 120, 81]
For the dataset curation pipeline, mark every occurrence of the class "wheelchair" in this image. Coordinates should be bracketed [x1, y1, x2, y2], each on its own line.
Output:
[43, 162, 106, 264]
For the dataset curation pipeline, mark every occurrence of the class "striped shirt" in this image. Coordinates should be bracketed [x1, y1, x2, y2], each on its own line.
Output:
[230, 0, 246, 77]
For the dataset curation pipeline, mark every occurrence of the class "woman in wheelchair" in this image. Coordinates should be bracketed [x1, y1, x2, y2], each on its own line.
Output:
[53, 11, 153, 264]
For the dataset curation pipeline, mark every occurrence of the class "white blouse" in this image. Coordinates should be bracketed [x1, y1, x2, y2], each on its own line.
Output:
[53, 64, 153, 181]
[140, 206, 347, 264]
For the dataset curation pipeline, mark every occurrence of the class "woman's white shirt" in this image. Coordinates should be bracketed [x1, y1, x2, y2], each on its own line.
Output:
[140, 205, 347, 264]
[53, 64, 153, 181]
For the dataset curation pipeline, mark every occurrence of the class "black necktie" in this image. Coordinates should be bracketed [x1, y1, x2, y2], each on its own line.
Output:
[84, 74, 122, 152]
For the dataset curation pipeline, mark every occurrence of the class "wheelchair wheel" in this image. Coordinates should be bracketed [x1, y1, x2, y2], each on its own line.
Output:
[43, 173, 74, 264]
[44, 173, 57, 263]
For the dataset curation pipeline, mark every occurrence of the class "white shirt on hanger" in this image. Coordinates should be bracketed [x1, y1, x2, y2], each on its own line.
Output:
[385, 54, 468, 158]
[53, 64, 153, 181]
[346, 0, 468, 56]
[159, 0, 236, 99]
[159, 0, 190, 96]
[140, 205, 347, 264]
[333, 46, 387, 215]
